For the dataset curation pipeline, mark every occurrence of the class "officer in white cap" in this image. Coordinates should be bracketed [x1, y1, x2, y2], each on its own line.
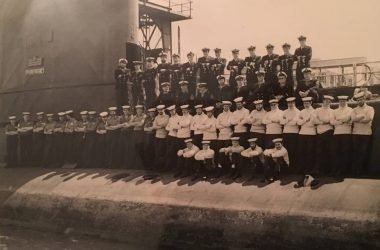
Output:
[176, 81, 194, 107]
[312, 95, 335, 176]
[227, 49, 245, 90]
[5, 116, 19, 167]
[105, 107, 122, 168]
[155, 82, 175, 108]
[95, 112, 108, 168]
[32, 112, 46, 166]
[195, 82, 215, 108]
[164, 105, 181, 171]
[190, 104, 207, 148]
[142, 108, 157, 169]
[263, 138, 289, 183]
[296, 68, 322, 105]
[233, 75, 249, 103]
[210, 48, 227, 94]
[351, 92, 374, 175]
[278, 43, 296, 88]
[263, 99, 283, 149]
[152, 105, 169, 170]
[330, 95, 352, 178]
[230, 97, 250, 147]
[199, 106, 218, 153]
[250, 70, 273, 110]
[245, 100, 266, 148]
[41, 114, 56, 167]
[280, 97, 300, 172]
[218, 137, 245, 179]
[17, 112, 34, 165]
[175, 138, 200, 178]
[241, 138, 264, 180]
[296, 97, 317, 185]
[194, 140, 216, 180]
[214, 75, 233, 112]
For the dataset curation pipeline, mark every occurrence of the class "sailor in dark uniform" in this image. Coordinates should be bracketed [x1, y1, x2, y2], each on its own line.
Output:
[155, 82, 176, 107]
[296, 68, 322, 105]
[131, 61, 145, 106]
[232, 75, 249, 104]
[157, 52, 171, 88]
[195, 82, 215, 107]
[182, 51, 198, 96]
[176, 80, 194, 107]
[261, 44, 279, 85]
[197, 48, 214, 90]
[278, 43, 296, 88]
[295, 35, 312, 83]
[32, 112, 46, 166]
[214, 75, 233, 113]
[273, 71, 295, 110]
[226, 49, 245, 90]
[249, 70, 273, 110]
[5, 116, 19, 167]
[244, 46, 261, 89]
[114, 58, 131, 113]
[210, 48, 226, 94]
[170, 53, 183, 95]
[17, 112, 34, 166]
[142, 57, 159, 108]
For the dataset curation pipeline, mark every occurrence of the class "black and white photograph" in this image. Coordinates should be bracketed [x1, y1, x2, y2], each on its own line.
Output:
[0, 0, 379, 249]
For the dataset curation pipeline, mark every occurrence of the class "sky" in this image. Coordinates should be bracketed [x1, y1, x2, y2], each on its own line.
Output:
[170, 0, 380, 62]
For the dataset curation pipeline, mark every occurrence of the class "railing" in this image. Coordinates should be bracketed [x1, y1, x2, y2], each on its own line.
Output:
[312, 61, 380, 88]
[140, 0, 192, 18]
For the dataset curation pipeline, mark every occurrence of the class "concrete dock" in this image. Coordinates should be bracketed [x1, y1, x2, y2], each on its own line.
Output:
[0, 168, 379, 249]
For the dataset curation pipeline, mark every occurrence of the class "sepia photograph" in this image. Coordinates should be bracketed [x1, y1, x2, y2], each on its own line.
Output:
[0, 0, 379, 249]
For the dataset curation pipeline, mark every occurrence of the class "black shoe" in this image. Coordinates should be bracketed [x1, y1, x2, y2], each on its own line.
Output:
[174, 171, 182, 178]
[232, 172, 241, 180]
[310, 179, 321, 189]
[191, 174, 199, 181]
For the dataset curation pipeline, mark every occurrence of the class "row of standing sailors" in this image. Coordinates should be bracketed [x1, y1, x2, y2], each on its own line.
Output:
[5, 91, 373, 183]
[115, 36, 312, 109]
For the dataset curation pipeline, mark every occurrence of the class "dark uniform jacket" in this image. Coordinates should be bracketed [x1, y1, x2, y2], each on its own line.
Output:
[157, 63, 171, 83]
[249, 82, 273, 109]
[244, 56, 262, 87]
[176, 90, 194, 107]
[261, 54, 279, 84]
[214, 85, 234, 103]
[211, 57, 226, 78]
[294, 46, 312, 70]
[170, 63, 183, 93]
[154, 91, 176, 107]
[114, 67, 131, 89]
[278, 54, 296, 83]
[195, 90, 215, 107]
[295, 79, 322, 104]
[197, 56, 214, 83]
[226, 58, 245, 89]
[273, 83, 295, 110]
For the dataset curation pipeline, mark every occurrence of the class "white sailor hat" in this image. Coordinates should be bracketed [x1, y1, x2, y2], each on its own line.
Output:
[323, 95, 334, 101]
[302, 97, 313, 102]
[198, 82, 207, 88]
[354, 92, 365, 100]
[337, 95, 349, 100]
[133, 61, 143, 65]
[166, 105, 176, 111]
[269, 99, 279, 104]
[46, 113, 54, 117]
[9, 116, 16, 120]
[217, 75, 225, 80]
[147, 108, 156, 112]
[99, 112, 108, 117]
[88, 111, 97, 115]
[302, 68, 312, 73]
[180, 104, 189, 109]
[36, 112, 45, 116]
[159, 52, 168, 57]
[156, 105, 165, 110]
[80, 111, 88, 115]
[256, 70, 266, 75]
[248, 138, 258, 142]
[202, 140, 210, 144]
[108, 107, 117, 111]
[194, 104, 203, 109]
[58, 112, 66, 116]
[184, 138, 193, 143]
[277, 71, 288, 78]
[233, 97, 243, 103]
[118, 58, 128, 64]
[22, 112, 30, 115]
[222, 101, 232, 106]
[272, 138, 283, 143]
[235, 75, 244, 80]
[254, 99, 263, 105]
[204, 106, 214, 112]
[145, 57, 155, 62]
[286, 97, 296, 102]
[65, 110, 74, 115]
[179, 80, 189, 85]
[161, 82, 170, 87]
[122, 105, 131, 109]
[231, 137, 240, 141]
[135, 105, 144, 109]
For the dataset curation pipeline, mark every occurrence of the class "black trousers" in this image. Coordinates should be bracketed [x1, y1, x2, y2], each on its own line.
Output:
[297, 135, 316, 175]
[32, 133, 44, 166]
[43, 134, 56, 167]
[165, 136, 180, 170]
[241, 156, 263, 174]
[249, 132, 265, 149]
[265, 134, 282, 149]
[54, 133, 66, 167]
[218, 152, 241, 171]
[5, 135, 18, 167]
[19, 134, 33, 165]
[106, 130, 120, 168]
[116, 87, 128, 112]
[192, 134, 203, 149]
[315, 130, 333, 175]
[195, 158, 215, 176]
[81, 133, 97, 168]
[331, 134, 352, 176]
[351, 135, 372, 176]
[143, 133, 155, 169]
[177, 156, 195, 173]
[94, 134, 107, 168]
[216, 140, 230, 166]
[282, 133, 298, 173]
[154, 137, 167, 170]
[64, 133, 76, 164]
[233, 132, 248, 148]
[264, 156, 287, 180]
